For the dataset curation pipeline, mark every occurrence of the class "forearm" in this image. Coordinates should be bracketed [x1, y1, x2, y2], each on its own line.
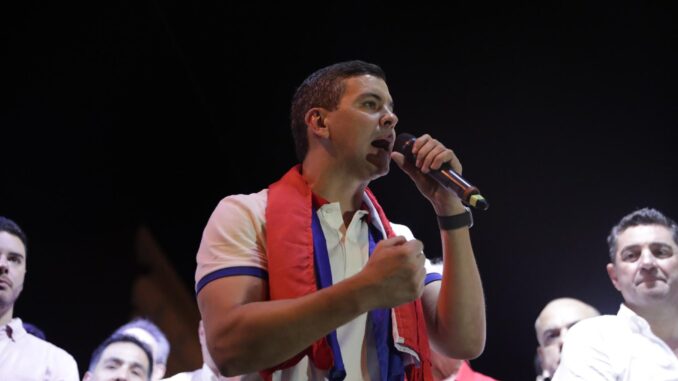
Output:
[427, 227, 486, 359]
[198, 275, 376, 376]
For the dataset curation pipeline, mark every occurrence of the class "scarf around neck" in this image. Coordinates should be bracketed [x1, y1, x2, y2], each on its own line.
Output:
[261, 165, 431, 381]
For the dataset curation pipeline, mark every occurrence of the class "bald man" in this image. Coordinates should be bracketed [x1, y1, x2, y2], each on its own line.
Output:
[534, 298, 599, 380]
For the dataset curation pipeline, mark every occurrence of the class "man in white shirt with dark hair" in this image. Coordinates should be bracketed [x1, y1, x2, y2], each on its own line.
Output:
[0, 216, 79, 381]
[553, 207, 678, 380]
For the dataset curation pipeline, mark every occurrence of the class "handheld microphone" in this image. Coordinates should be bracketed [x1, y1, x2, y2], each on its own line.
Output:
[393, 133, 489, 211]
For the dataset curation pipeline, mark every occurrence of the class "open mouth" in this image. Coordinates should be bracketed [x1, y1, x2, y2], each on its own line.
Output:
[371, 139, 391, 151]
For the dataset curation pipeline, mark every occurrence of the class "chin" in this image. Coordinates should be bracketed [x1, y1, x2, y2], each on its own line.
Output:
[370, 165, 390, 180]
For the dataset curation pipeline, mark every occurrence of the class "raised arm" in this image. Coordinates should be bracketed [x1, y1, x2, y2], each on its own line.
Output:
[391, 134, 486, 359]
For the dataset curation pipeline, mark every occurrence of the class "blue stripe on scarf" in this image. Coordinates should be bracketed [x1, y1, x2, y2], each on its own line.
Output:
[311, 210, 346, 381]
[368, 225, 405, 381]
[310, 210, 405, 381]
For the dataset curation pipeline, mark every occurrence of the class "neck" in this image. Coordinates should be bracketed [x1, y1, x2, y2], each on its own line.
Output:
[302, 156, 368, 213]
[0, 305, 14, 326]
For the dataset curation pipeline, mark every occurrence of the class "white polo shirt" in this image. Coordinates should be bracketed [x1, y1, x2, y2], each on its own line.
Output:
[196, 189, 437, 381]
[553, 304, 678, 381]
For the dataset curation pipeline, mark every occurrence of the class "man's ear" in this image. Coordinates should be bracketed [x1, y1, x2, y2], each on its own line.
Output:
[606, 263, 621, 291]
[83, 371, 92, 381]
[305, 108, 329, 139]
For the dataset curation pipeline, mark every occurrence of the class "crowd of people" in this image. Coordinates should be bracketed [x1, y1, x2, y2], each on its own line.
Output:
[1, 61, 676, 380]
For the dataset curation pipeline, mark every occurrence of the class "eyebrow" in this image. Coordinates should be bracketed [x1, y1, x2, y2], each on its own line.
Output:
[621, 242, 672, 251]
[650, 242, 673, 249]
[542, 321, 579, 337]
[103, 358, 123, 366]
[103, 357, 148, 372]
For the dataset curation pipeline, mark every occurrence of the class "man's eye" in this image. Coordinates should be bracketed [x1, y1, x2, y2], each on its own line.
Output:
[363, 100, 377, 109]
[653, 245, 673, 258]
[543, 331, 559, 344]
[621, 250, 639, 261]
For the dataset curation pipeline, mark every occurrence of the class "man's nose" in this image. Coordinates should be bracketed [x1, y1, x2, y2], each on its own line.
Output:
[381, 109, 398, 129]
[639, 247, 658, 269]
[112, 368, 130, 381]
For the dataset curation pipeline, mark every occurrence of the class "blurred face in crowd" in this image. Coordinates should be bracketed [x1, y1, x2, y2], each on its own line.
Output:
[84, 342, 151, 381]
[535, 298, 599, 377]
[121, 327, 165, 380]
[0, 231, 27, 314]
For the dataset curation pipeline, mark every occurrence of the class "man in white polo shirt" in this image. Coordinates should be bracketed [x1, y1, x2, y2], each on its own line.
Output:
[553, 208, 678, 380]
[0, 216, 79, 381]
[195, 60, 487, 380]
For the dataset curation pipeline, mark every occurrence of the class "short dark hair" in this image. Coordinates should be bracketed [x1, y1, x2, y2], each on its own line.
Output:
[289, 60, 386, 161]
[114, 317, 170, 365]
[0, 216, 27, 249]
[607, 207, 678, 261]
[88, 333, 154, 379]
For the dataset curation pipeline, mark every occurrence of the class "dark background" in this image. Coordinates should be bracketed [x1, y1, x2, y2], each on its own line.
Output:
[3, 2, 677, 380]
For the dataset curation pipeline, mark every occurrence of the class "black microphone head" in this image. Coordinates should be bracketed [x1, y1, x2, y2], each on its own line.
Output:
[393, 133, 417, 162]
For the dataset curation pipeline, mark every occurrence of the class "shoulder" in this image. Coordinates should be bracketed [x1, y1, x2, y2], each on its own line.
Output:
[567, 314, 628, 340]
[561, 314, 627, 352]
[202, 189, 269, 237]
[554, 315, 627, 380]
[212, 189, 268, 220]
[22, 335, 79, 375]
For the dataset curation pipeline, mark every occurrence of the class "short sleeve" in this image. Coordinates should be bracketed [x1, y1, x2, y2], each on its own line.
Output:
[195, 189, 269, 293]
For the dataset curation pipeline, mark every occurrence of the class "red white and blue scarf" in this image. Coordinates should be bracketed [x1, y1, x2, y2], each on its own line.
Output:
[262, 165, 432, 381]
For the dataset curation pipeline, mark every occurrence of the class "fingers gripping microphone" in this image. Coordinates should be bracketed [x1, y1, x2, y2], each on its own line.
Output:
[394, 133, 489, 211]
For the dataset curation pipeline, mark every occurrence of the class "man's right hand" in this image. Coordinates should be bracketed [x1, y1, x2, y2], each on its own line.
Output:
[359, 236, 426, 309]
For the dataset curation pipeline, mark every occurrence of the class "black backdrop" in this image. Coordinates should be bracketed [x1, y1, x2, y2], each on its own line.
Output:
[3, 2, 677, 380]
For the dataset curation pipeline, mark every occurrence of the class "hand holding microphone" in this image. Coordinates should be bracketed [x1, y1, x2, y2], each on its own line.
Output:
[393, 133, 489, 211]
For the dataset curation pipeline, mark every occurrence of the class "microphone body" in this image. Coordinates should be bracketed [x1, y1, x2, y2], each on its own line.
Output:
[394, 133, 489, 211]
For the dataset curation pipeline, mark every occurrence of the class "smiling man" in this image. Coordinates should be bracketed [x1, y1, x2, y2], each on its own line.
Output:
[0, 216, 80, 381]
[195, 60, 486, 380]
[553, 208, 678, 380]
